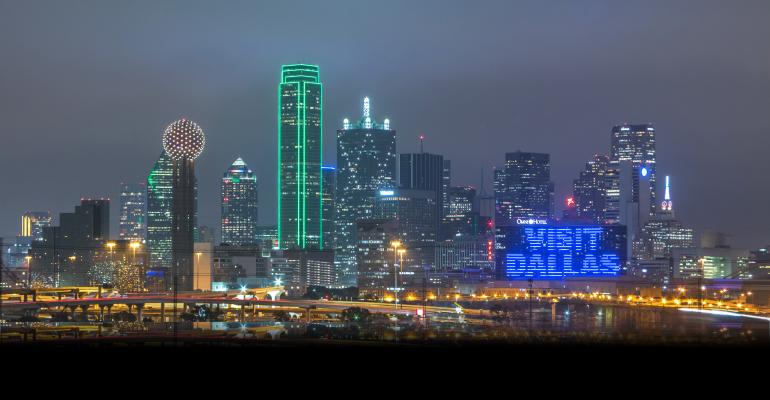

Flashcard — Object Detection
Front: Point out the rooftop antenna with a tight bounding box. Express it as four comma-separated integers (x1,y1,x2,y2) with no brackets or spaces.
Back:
419,134,425,153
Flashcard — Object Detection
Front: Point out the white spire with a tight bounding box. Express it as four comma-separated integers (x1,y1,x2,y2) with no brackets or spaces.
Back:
363,97,370,118
343,118,350,130
661,175,673,212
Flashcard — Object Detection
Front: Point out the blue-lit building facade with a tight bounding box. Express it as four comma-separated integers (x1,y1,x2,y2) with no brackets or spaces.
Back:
495,221,626,280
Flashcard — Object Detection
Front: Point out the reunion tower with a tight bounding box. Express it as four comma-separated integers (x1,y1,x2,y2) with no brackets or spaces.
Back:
162,118,205,292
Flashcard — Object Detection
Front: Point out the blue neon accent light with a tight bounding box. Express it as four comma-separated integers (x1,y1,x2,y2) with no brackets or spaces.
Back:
641,167,648,177
501,226,622,279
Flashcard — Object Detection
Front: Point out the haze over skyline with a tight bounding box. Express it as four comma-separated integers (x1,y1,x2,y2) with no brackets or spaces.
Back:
1,0,769,247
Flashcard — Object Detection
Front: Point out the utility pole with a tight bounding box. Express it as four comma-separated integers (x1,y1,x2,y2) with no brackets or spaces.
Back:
528,278,534,322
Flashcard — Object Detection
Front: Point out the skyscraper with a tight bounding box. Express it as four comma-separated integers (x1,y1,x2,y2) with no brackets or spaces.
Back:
163,118,205,292
494,151,554,225
29,199,110,286
147,151,173,269
399,152,445,236
632,175,694,283
221,157,258,245
321,166,336,251
572,154,609,224
373,187,437,268
609,123,657,216
335,97,396,286
442,159,452,218
21,211,52,242
119,183,147,241
278,64,323,250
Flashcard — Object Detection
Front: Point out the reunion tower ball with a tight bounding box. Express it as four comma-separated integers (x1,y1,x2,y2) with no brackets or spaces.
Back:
162,118,205,160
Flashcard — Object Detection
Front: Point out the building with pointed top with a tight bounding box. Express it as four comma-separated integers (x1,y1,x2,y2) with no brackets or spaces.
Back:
221,157,259,245
632,175,694,284
336,97,397,286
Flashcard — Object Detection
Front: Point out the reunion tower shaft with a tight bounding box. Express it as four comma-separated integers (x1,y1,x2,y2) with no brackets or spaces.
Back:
163,119,205,292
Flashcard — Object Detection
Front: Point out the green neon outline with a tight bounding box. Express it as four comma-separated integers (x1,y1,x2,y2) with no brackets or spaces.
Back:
277,80,282,249
318,81,323,249
278,64,322,250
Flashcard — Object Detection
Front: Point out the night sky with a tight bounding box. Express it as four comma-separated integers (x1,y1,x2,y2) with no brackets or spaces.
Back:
1,1,769,247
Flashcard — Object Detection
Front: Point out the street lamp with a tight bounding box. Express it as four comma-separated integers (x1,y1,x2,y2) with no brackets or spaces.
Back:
390,240,401,308
25,255,32,288
697,257,704,310
398,249,406,309
129,242,141,265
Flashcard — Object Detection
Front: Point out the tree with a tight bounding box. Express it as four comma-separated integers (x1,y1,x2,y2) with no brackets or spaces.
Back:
340,307,372,323
273,310,292,322
111,311,137,322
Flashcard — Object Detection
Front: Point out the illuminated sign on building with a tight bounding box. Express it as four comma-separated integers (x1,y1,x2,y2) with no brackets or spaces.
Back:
495,225,626,279
515,218,548,225
379,190,395,196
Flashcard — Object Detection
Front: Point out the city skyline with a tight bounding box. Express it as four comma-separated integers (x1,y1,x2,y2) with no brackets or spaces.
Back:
1,1,770,248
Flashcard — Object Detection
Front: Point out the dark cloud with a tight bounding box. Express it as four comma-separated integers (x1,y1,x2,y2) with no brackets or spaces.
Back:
1,0,768,247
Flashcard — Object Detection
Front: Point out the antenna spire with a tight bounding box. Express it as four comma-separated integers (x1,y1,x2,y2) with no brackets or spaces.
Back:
419,134,425,153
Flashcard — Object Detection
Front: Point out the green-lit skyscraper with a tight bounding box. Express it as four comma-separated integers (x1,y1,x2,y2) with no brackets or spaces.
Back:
147,151,174,270
147,150,198,272
278,64,323,249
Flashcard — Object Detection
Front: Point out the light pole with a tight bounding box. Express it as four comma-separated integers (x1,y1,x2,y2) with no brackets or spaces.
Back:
105,242,116,296
697,257,704,310
390,240,401,309
25,255,32,288
195,251,203,291
129,242,141,265
398,249,405,310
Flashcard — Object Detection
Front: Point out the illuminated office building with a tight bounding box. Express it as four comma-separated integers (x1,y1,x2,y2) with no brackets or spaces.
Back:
21,211,52,242
373,188,437,269
442,160,452,218
335,97,396,286
400,152,445,236
355,219,399,298
494,151,554,225
572,155,608,224
119,183,147,241
608,124,657,218
278,64,323,250
29,199,110,286
321,166,336,251
443,186,491,239
221,157,258,245
147,151,173,269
